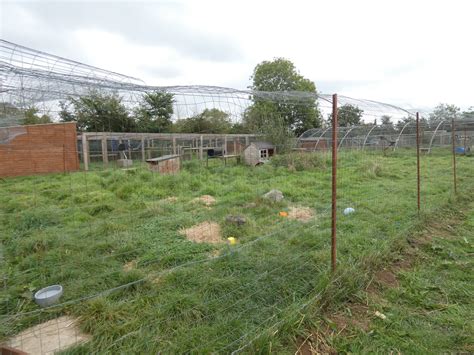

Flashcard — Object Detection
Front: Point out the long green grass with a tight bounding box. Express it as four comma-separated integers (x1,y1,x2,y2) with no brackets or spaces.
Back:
329,197,474,353
0,149,471,353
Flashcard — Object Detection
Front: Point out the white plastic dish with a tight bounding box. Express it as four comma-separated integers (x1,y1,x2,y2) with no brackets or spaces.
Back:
34,285,63,307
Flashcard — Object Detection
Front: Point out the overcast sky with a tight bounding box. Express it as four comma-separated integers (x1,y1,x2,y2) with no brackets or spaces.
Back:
1,0,473,111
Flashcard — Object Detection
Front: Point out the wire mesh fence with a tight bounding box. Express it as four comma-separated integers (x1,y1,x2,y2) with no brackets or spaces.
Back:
1,39,474,353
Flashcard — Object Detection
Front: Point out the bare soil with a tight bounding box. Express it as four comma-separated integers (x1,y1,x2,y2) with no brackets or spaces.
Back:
180,221,222,244
191,195,216,207
288,206,314,222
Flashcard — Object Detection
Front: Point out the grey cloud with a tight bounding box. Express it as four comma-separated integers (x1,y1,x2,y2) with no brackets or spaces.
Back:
1,1,242,62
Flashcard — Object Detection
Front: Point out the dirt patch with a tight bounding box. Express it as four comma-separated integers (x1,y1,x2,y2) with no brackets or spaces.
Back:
192,195,216,207
374,269,399,288
6,316,90,355
180,221,222,244
330,303,371,333
288,206,314,222
296,332,336,354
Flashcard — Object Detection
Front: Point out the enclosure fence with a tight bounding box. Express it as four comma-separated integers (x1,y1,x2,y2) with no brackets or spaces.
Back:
1,38,473,353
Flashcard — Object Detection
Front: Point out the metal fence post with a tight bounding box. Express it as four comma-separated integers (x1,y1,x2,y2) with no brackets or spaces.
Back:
451,116,457,194
416,113,421,214
331,94,338,272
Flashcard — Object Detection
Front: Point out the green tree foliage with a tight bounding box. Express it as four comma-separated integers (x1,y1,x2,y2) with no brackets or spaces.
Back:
380,114,397,133
330,104,364,127
245,58,321,136
172,108,233,134
1,104,52,126
134,91,174,133
395,116,415,131
429,103,460,122
380,115,392,126
1,103,23,126
59,91,135,132
21,107,52,125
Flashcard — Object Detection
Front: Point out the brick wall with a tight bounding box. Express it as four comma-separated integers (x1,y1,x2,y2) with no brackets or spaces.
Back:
0,122,79,177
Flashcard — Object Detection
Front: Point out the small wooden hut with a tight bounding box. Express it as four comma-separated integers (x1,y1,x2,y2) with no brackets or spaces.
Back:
146,154,180,174
243,141,275,166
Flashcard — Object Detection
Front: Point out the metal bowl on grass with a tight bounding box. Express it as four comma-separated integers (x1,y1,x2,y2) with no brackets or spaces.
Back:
34,285,63,307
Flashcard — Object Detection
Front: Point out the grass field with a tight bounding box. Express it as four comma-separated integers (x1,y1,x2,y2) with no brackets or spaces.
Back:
313,197,474,353
0,149,472,353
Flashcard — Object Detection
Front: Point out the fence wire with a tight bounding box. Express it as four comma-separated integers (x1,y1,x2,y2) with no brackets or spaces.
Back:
1,39,473,354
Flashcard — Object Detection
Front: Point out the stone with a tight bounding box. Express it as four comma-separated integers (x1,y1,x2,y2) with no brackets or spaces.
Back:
263,189,284,202
225,215,246,226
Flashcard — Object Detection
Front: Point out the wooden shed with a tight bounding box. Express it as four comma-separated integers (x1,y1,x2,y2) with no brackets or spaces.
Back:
243,141,276,166
146,154,180,174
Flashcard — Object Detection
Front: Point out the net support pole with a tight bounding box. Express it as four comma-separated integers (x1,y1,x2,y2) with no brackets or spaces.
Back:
416,113,421,214
451,116,457,194
331,94,338,272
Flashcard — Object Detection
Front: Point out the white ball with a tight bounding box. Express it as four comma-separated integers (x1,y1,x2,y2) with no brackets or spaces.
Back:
343,207,355,215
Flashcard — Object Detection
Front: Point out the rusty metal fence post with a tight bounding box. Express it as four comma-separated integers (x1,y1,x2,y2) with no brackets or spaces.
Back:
331,94,338,272
451,116,457,194
416,113,421,214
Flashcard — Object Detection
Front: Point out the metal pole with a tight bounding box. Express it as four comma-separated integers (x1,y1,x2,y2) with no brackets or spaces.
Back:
416,113,421,214
331,94,338,272
451,116,457,193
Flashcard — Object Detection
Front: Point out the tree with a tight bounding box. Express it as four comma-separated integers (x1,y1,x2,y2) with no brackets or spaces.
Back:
172,108,233,134
21,107,52,125
59,91,135,132
329,104,364,127
429,103,460,122
245,58,321,136
380,115,392,126
1,103,24,126
0,104,52,126
134,91,174,133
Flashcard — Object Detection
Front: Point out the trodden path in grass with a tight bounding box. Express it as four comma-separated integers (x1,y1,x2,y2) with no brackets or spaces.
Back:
297,197,474,354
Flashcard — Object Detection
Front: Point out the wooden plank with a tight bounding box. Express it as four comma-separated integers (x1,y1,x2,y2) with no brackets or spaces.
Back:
101,133,108,166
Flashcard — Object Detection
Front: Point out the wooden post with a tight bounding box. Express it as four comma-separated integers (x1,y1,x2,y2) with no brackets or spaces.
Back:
245,136,249,146
82,133,89,171
172,137,177,155
233,138,237,154
223,135,227,155
199,135,203,160
101,133,108,167
141,137,145,162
